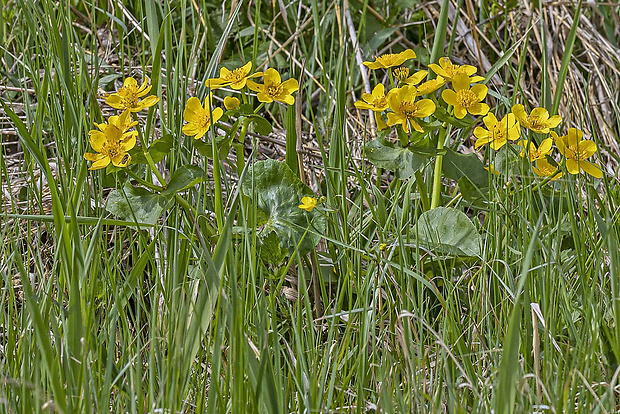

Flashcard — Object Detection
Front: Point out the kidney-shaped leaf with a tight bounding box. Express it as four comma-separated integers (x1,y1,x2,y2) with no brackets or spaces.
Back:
162,165,206,196
241,159,326,256
411,207,481,257
106,181,172,227
365,138,429,179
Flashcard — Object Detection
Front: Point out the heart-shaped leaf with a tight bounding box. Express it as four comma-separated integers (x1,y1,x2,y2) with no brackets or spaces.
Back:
241,160,326,256
411,207,481,257
162,165,206,196
365,138,430,179
106,181,172,227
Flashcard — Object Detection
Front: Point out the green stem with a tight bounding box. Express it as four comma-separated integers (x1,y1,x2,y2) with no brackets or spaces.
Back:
127,170,163,192
414,170,430,211
430,125,448,209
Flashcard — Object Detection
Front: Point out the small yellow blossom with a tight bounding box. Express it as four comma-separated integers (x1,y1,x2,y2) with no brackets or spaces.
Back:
474,113,520,150
553,128,602,178
105,77,160,112
517,138,553,161
533,157,563,180
354,84,389,112
379,243,388,251
416,76,446,95
182,94,224,140
363,49,416,70
386,85,436,133
298,196,317,212
247,68,299,105
393,67,428,85
442,74,489,119
224,96,241,110
84,111,137,170
428,57,485,82
206,62,262,90
512,104,562,134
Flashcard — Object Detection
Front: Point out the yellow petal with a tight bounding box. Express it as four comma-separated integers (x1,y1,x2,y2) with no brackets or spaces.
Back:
580,160,603,178
263,68,282,85
84,152,105,162
224,96,240,110
546,115,562,128
578,140,597,158
139,95,159,108
257,92,274,103
276,94,295,105
452,74,470,91
246,79,263,93
441,89,457,107
240,61,253,75
416,99,436,117
281,78,299,94
89,130,107,152
89,156,110,170
211,107,224,124
566,159,580,174
123,77,138,89
471,84,488,101
453,105,467,119
184,97,204,122
539,138,553,155
112,153,131,167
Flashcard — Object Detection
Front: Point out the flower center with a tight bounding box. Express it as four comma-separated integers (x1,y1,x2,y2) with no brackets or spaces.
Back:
491,124,506,141
227,68,246,82
394,67,409,83
528,116,545,130
377,54,397,66
373,96,387,108
400,101,419,119
456,90,477,108
196,111,212,128
101,139,123,159
266,82,283,97
118,87,139,108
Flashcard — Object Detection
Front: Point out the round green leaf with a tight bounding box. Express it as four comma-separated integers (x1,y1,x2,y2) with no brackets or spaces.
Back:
106,182,172,227
241,159,326,256
365,138,429,179
411,207,481,257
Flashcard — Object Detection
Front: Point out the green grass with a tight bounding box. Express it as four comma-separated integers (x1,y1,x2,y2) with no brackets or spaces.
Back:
2,0,620,412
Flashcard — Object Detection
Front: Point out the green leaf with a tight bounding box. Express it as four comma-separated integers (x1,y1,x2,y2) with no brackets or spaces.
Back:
248,114,273,135
162,165,206,196
491,145,521,177
128,146,148,165
106,182,172,227
148,134,173,163
241,160,326,256
193,135,232,159
259,231,287,265
411,207,481,257
365,138,429,179
458,176,488,205
443,148,489,188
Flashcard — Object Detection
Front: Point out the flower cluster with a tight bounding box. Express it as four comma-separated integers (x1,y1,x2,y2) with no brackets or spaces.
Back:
183,63,299,139
356,50,603,180
84,77,160,170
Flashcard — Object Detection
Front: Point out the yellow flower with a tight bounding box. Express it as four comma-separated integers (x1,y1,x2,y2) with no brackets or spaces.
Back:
386,85,436,133
511,104,562,134
247,68,299,105
474,113,520,150
428,57,485,83
182,94,224,140
298,196,317,212
532,157,563,180
553,128,602,178
354,84,389,112
441,74,489,119
105,77,160,112
84,111,136,170
224,96,241,110
206,62,262,90
393,68,427,85
416,76,446,95
517,138,553,161
363,49,416,70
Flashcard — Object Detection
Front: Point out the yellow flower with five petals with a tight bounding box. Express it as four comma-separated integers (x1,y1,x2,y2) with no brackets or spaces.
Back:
363,49,416,70
354,84,389,112
105,77,160,112
386,85,436,133
298,196,317,212
206,62,262,90
533,157,563,180
393,67,428,85
473,113,520,150
84,111,137,170
416,76,446,96
552,128,602,178
517,138,553,161
429,57,484,83
442,74,489,119
512,104,562,134
182,94,224,140
247,68,299,105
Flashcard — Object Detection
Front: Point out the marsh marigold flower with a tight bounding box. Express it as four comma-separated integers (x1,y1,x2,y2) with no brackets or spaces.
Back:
105,77,160,112
393,67,427,85
517,138,553,161
386,85,436,133
224,96,241,110
442,74,489,119
354,84,389,112
84,111,137,170
182,94,224,140
552,128,602,178
363,49,416,70
416,76,446,96
298,196,317,212
247,68,299,105
474,113,520,150
512,104,562,134
206,62,262,90
429,57,485,83
533,157,563,180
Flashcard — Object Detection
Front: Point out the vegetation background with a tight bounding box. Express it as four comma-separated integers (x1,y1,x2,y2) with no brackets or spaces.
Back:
1,0,620,412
